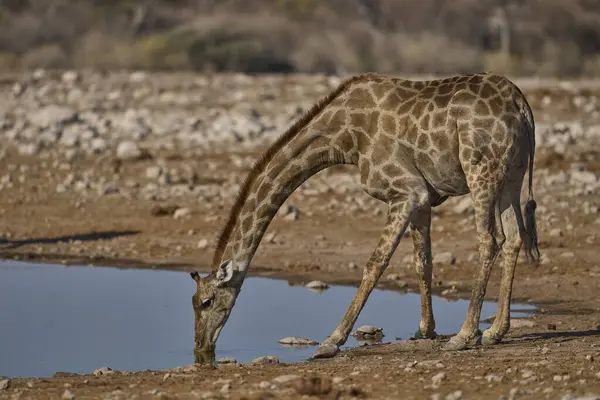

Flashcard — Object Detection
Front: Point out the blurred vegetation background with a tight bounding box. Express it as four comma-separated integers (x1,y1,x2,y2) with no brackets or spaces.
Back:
1,0,600,77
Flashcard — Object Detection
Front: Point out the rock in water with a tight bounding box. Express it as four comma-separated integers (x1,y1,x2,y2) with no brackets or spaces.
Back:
278,337,318,346
305,280,329,290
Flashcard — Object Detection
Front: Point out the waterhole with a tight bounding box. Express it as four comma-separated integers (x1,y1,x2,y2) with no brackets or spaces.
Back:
0,260,535,378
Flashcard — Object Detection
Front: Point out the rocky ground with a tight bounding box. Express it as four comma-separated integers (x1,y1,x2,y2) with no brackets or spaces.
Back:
0,69,600,399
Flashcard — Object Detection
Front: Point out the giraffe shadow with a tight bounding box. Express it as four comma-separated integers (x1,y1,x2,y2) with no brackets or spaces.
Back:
509,328,600,344
0,230,141,249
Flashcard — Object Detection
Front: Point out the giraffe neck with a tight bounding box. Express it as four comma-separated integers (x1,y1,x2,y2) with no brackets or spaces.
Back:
223,134,343,273
210,73,370,275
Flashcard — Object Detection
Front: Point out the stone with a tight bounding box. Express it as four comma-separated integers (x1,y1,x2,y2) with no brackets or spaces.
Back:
197,239,209,249
353,325,384,339
486,374,504,383
510,319,536,328
549,228,563,237
62,70,79,83
62,389,76,399
251,356,279,365
433,252,456,265
282,204,300,221
89,138,108,154
30,105,78,128
150,204,180,217
431,372,446,388
18,143,39,156
272,374,300,384
278,337,318,346
445,391,463,400
0,379,9,390
217,357,237,364
306,280,329,290
173,207,191,219
93,367,115,376
99,183,120,196
146,166,163,180
116,141,142,161
571,170,597,185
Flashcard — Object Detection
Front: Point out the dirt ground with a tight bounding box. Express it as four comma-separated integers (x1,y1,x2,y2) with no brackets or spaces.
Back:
1,71,600,399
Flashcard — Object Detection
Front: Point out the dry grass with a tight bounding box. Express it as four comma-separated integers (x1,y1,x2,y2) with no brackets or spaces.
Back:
0,0,600,77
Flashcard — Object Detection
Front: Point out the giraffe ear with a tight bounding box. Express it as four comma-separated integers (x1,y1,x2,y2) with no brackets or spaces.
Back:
190,271,200,282
214,260,234,286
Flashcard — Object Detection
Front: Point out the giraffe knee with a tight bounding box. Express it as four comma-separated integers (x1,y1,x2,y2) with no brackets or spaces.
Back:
478,232,499,259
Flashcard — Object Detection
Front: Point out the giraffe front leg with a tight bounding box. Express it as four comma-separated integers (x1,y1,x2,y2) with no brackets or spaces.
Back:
312,194,422,359
410,207,437,340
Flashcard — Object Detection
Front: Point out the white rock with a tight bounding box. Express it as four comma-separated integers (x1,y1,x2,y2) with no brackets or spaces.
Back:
571,170,597,185
30,105,77,128
282,205,300,221
445,391,463,400
197,239,209,249
272,374,300,384
62,389,76,399
93,367,114,376
278,337,318,346
116,141,142,161
510,319,536,328
432,372,446,387
18,143,39,156
305,280,329,290
549,228,563,237
251,356,279,365
89,138,108,154
173,207,191,219
0,379,9,390
129,71,147,83
62,70,79,83
145,166,163,180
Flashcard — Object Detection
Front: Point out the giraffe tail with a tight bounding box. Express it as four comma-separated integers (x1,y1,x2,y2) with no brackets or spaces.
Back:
517,93,540,265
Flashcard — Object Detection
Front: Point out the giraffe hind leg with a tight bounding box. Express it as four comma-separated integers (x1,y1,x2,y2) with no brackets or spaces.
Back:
443,170,507,351
481,184,527,345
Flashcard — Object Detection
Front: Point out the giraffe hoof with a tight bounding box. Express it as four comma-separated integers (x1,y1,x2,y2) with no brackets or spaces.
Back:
481,331,503,346
413,329,438,340
442,335,471,351
311,344,340,359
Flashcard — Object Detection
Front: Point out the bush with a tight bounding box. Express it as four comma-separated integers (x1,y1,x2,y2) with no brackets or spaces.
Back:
187,28,294,73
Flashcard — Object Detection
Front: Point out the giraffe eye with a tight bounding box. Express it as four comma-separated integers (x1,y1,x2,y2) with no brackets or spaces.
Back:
200,297,213,309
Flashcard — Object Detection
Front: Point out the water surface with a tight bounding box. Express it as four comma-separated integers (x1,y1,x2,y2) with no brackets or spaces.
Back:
0,261,535,378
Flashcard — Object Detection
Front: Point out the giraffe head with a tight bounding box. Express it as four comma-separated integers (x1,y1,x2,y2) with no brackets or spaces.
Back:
189,260,240,356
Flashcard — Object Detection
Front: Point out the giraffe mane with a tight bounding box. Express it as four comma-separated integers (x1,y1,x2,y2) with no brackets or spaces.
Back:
210,73,375,270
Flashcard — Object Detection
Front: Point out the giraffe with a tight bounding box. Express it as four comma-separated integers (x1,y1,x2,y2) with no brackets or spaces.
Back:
189,71,540,360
